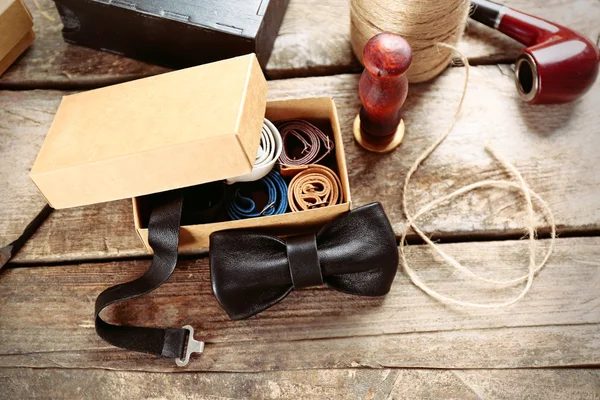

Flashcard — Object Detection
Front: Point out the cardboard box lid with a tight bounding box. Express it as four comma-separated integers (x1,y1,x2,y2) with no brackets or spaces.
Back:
0,0,34,75
30,53,268,209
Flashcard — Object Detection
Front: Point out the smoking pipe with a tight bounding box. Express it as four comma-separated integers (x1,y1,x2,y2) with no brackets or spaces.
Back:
470,0,599,104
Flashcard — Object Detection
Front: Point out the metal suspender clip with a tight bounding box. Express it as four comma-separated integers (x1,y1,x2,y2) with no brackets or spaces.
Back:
175,325,204,367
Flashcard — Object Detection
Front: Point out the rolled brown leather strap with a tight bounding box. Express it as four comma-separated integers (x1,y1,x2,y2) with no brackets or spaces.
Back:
281,164,343,212
276,120,334,165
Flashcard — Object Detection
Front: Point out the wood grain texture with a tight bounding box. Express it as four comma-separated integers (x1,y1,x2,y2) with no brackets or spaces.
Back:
0,91,53,246
4,65,599,263
1,0,598,87
2,0,598,392
1,237,598,371
2,368,599,400
0,91,147,261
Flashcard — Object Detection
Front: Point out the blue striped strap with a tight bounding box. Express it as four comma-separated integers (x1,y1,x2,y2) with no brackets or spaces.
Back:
226,170,288,220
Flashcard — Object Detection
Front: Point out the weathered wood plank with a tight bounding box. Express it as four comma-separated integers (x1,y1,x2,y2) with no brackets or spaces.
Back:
308,68,600,240
3,65,599,263
1,237,598,371
0,91,146,261
3,324,598,372
2,368,599,400
0,91,49,249
453,369,600,400
1,0,598,87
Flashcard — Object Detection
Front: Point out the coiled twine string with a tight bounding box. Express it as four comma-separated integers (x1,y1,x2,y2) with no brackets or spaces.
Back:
400,44,557,308
350,0,471,83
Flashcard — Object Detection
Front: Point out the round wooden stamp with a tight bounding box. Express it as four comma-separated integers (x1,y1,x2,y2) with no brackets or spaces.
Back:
353,32,413,153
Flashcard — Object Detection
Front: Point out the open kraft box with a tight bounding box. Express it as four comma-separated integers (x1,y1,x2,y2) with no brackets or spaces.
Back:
134,97,351,253
29,53,351,254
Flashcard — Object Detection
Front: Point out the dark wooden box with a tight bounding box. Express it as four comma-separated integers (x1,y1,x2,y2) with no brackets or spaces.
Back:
53,0,289,69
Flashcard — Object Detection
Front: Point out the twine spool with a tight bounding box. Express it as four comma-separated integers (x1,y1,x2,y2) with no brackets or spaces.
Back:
350,0,470,82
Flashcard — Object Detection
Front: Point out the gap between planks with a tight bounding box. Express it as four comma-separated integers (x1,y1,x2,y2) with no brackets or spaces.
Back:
5,228,600,268
0,62,497,91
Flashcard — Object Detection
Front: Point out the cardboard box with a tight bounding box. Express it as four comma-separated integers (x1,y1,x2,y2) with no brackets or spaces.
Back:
30,54,352,253
53,0,289,69
133,97,352,253
0,0,34,76
30,54,268,209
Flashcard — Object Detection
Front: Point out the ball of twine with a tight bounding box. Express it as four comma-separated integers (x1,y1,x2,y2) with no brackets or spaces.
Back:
350,0,470,83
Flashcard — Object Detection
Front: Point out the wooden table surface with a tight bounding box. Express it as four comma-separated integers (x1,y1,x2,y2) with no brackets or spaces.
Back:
1,0,599,398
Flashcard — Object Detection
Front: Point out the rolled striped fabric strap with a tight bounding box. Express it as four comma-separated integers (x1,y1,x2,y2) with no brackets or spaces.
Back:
282,164,343,212
276,120,334,165
226,170,289,220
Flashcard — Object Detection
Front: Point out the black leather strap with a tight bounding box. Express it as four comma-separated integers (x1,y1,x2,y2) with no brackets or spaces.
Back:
285,234,323,289
181,181,226,225
95,193,189,360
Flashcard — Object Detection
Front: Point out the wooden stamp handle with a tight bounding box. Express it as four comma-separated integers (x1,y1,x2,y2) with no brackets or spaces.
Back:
359,33,413,137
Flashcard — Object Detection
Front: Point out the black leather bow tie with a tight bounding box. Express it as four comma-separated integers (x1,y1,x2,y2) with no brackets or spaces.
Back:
209,202,399,320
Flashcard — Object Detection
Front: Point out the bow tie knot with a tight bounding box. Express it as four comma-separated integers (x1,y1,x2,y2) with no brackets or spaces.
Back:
286,234,323,289
209,203,399,320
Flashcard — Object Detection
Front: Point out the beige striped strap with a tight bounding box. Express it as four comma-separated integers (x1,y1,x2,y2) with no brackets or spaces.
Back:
281,164,343,212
